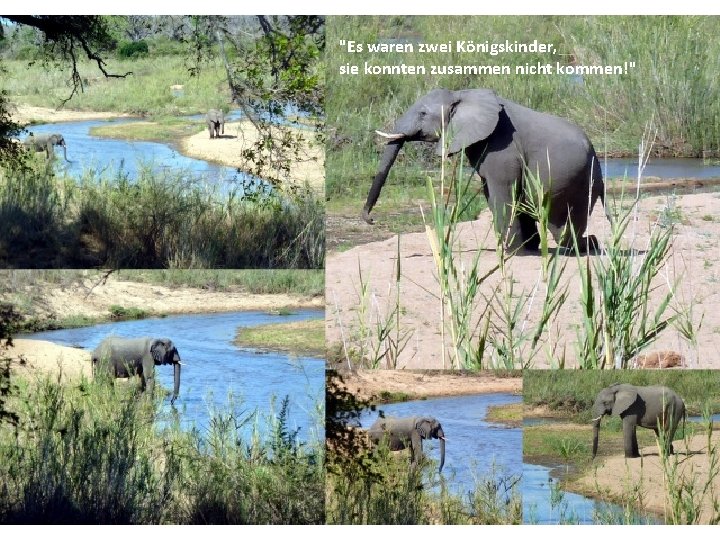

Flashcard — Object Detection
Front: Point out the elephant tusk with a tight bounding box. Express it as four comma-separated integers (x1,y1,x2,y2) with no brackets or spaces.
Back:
439,436,447,441
590,416,603,423
375,130,405,141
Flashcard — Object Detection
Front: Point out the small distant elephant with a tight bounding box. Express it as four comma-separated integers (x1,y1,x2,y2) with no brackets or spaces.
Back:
367,416,446,471
206,109,225,139
22,133,69,161
91,337,182,404
591,383,686,459
364,88,612,252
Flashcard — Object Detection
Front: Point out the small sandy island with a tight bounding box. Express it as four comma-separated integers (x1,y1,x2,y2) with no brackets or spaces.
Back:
572,431,720,523
2,339,91,382
181,120,324,193
335,370,522,401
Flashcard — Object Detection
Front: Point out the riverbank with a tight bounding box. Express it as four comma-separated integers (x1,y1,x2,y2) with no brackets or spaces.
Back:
1,272,323,332
335,370,522,402
11,104,131,125
180,120,324,193
571,430,720,523
1,339,91,382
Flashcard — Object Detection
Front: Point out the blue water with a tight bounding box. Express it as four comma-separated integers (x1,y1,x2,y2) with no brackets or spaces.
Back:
358,393,522,497
603,157,720,180
23,310,324,443
521,463,658,524
24,119,254,188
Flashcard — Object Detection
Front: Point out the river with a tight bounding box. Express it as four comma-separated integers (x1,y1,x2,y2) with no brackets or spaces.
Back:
23,309,325,443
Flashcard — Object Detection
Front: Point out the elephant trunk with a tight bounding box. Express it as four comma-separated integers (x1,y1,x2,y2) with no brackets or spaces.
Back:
439,433,445,472
61,141,69,162
363,141,404,224
591,417,601,459
171,358,181,404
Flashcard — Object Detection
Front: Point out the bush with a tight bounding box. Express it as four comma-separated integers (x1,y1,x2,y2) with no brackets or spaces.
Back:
117,40,149,59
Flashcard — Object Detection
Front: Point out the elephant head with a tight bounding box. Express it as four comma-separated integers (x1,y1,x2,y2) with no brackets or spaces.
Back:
591,383,638,458
415,417,446,472
364,88,502,224
149,338,182,404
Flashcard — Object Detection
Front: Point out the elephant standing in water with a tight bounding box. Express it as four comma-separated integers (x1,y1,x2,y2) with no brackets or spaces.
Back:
364,88,612,252
23,133,69,161
91,337,182,404
206,109,225,139
367,416,446,471
591,383,686,458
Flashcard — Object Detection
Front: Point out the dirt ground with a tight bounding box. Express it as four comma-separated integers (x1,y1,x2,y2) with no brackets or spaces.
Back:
572,430,720,523
335,370,522,401
326,191,720,369
11,104,131,125
181,120,324,193
1,339,91,382
5,273,322,323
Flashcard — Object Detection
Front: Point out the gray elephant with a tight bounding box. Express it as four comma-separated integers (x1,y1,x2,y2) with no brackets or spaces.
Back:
591,383,686,459
91,337,181,404
364,88,611,252
206,109,225,139
367,416,446,471
22,133,69,161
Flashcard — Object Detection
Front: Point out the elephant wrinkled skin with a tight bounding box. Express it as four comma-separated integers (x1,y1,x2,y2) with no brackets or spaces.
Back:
367,416,446,471
364,88,611,252
591,383,686,459
22,133,69,161
206,109,225,139
91,337,182,403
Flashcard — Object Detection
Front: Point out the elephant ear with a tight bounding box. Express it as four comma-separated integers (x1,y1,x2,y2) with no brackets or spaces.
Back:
150,339,168,365
415,418,433,439
612,388,638,416
443,89,502,156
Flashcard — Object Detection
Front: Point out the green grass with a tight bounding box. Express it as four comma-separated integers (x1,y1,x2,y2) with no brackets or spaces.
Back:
90,116,203,142
524,370,720,418
234,318,324,357
0,162,324,269
486,403,522,426
3,56,229,115
326,16,720,206
0,368,324,524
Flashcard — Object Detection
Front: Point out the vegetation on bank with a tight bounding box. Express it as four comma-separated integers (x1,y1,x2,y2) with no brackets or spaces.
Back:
0,161,324,269
524,370,720,418
0,366,324,524
89,117,202,142
523,370,720,524
327,16,720,205
234,318,325,357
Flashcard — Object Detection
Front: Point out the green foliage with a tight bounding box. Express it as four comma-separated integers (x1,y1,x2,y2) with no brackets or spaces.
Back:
117,40,149,59
523,370,720,418
108,305,147,320
0,371,324,524
0,164,323,269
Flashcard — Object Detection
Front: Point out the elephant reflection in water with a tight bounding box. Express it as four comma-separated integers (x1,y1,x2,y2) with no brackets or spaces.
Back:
367,416,446,471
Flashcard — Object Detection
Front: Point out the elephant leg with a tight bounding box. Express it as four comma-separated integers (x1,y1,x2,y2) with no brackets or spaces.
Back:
410,431,423,466
518,211,540,251
622,418,640,458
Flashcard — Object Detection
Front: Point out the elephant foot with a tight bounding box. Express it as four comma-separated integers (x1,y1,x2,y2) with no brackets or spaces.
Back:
624,452,641,459
558,234,600,256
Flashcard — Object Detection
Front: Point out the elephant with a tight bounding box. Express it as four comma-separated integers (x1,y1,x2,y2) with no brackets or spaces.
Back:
591,383,686,459
206,109,225,139
22,133,69,162
91,337,181,404
367,416,446,471
363,88,612,252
